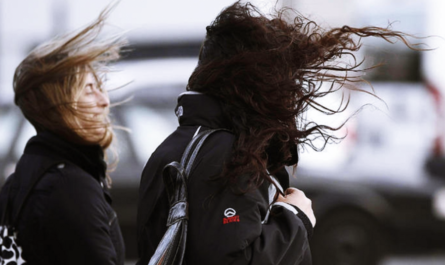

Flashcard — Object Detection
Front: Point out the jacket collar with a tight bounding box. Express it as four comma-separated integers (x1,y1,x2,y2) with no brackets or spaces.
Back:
24,131,107,182
175,92,231,129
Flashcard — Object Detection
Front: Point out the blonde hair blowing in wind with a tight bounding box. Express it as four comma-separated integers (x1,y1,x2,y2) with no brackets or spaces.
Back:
13,4,127,150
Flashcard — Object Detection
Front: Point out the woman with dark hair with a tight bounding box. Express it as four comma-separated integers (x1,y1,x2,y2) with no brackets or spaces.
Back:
137,2,419,264
0,6,126,265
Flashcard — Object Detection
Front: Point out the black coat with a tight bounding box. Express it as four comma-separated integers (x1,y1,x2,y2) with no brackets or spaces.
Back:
0,132,125,265
137,93,312,265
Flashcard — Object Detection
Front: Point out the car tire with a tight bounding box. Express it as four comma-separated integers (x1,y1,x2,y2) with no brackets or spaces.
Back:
311,210,389,265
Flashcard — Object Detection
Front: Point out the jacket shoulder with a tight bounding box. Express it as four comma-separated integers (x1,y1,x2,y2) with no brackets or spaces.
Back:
35,161,102,194
15,160,105,221
205,130,235,149
186,130,235,182
197,130,235,159
11,153,98,193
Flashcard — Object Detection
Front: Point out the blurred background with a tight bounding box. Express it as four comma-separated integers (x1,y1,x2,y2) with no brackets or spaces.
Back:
2,0,445,264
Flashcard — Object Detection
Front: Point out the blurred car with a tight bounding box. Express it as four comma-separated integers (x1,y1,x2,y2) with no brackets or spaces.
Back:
294,82,445,265
1,57,445,265
292,167,445,265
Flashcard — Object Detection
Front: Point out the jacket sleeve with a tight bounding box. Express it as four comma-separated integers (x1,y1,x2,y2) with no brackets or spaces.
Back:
185,134,312,265
45,169,121,265
187,179,311,265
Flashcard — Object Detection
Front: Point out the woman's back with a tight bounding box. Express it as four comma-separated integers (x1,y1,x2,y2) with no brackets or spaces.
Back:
0,132,124,265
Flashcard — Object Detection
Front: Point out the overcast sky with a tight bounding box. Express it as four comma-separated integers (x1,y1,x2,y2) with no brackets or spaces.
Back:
1,0,443,100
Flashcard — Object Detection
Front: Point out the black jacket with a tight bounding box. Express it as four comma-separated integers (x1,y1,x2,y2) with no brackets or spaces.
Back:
137,93,312,265
0,132,125,265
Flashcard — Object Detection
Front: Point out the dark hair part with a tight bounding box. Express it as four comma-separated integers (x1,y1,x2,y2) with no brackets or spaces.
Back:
188,1,423,191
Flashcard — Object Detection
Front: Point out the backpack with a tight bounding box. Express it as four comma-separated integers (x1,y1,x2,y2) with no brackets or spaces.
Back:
149,129,228,265
0,159,64,265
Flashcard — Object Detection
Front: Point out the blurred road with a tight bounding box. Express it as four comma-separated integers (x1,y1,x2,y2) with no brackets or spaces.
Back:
381,256,445,265
125,256,445,265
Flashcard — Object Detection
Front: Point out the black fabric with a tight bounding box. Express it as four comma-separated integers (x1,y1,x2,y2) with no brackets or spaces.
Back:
25,131,107,185
174,92,231,129
291,205,314,239
137,93,312,265
0,132,125,265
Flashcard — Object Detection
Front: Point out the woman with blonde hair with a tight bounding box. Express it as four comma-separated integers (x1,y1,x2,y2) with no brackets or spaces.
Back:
0,6,126,265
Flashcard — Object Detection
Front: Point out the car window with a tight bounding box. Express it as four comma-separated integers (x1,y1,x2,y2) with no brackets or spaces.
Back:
0,107,21,157
121,105,177,165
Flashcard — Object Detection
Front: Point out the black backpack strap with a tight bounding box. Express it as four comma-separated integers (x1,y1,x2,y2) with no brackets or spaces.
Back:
181,128,231,177
163,128,230,209
149,128,230,265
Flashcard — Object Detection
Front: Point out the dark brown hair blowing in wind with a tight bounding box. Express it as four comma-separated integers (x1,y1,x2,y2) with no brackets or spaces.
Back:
187,1,423,191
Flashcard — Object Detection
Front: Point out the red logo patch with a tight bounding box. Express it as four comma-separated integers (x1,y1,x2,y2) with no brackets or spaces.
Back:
223,215,240,224
223,208,240,224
